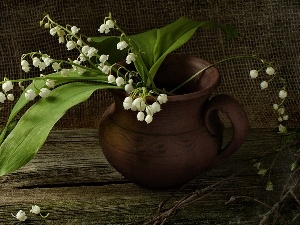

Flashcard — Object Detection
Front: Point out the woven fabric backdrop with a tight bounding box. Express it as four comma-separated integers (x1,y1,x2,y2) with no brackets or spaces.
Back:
0,0,299,129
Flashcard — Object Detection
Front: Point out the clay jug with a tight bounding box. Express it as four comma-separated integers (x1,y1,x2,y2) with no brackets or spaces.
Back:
99,54,248,189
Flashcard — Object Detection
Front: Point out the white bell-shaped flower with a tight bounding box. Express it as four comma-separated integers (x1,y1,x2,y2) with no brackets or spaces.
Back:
39,88,51,98
107,74,115,83
2,80,13,92
266,67,275,75
249,70,258,78
116,77,125,86
260,81,268,90
279,90,287,99
145,114,153,124
30,205,41,214
25,89,37,101
0,92,6,103
137,111,145,121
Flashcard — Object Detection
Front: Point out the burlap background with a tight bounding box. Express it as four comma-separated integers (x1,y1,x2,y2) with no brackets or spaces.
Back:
0,0,299,129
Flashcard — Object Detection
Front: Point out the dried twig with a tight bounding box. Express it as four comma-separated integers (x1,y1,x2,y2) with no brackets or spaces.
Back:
127,170,245,225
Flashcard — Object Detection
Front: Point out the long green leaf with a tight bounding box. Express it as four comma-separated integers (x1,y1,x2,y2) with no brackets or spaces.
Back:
0,71,97,144
0,82,119,176
130,18,238,85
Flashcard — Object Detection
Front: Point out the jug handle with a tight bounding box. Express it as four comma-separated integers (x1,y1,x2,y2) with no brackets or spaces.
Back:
203,94,249,161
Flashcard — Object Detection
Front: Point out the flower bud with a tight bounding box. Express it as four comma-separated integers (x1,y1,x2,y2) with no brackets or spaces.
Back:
30,205,41,214
137,111,145,121
279,90,287,99
266,67,275,75
107,74,115,83
249,70,258,78
260,81,268,90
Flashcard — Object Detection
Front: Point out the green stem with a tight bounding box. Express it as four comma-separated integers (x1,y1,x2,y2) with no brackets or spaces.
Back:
112,17,152,87
44,14,98,70
0,75,110,85
170,55,263,93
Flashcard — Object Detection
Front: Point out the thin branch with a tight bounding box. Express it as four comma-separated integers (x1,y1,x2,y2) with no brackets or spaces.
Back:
127,170,245,225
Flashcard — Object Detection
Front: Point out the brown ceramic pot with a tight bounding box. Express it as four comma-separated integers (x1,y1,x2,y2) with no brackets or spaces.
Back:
99,54,248,189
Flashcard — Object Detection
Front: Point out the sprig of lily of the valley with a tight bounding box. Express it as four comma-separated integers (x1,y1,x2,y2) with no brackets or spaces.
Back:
0,13,289,177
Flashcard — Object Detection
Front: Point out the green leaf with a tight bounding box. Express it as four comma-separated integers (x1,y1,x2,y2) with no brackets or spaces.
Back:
129,17,238,85
89,18,238,87
0,82,119,176
89,36,127,64
130,18,201,85
197,21,239,40
0,71,88,144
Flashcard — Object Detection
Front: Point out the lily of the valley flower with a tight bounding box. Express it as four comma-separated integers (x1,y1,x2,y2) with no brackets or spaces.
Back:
81,45,90,55
150,102,161,113
137,111,145,121
126,53,136,64
30,205,41,214
7,94,14,101
32,57,41,67
0,92,6,103
98,20,114,34
105,20,114,29
52,62,61,71
107,74,116,83
279,90,287,99
61,69,70,76
117,41,128,50
145,114,153,124
21,59,30,72
278,124,287,133
66,41,76,50
77,39,83,46
98,24,110,34
125,83,134,94
86,47,98,58
101,65,110,75
12,205,49,221
2,80,13,92
49,26,58,36
12,210,27,222
116,77,125,86
123,96,133,110
260,81,268,90
266,67,275,75
249,70,258,78
39,88,51,98
157,94,168,104
43,57,52,66
99,54,109,64
71,26,80,35
25,89,37,101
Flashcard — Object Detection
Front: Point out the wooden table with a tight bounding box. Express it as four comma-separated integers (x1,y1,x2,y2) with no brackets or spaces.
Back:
0,129,298,224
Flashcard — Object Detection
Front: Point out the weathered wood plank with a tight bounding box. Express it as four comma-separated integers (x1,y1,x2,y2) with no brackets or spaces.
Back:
0,129,296,224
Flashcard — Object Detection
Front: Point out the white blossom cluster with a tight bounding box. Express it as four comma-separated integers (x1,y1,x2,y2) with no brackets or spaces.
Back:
12,205,49,221
97,17,169,123
0,72,55,103
15,15,166,124
249,66,288,133
122,92,168,124
0,79,14,103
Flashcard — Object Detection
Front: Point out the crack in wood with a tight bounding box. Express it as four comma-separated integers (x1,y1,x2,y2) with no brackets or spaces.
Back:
16,180,130,189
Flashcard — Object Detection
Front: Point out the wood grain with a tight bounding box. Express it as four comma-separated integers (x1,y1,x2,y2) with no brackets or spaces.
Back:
0,129,296,224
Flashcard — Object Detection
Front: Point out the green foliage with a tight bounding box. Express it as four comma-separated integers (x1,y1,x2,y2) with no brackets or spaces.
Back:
0,81,119,175
0,15,238,176
129,18,238,86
